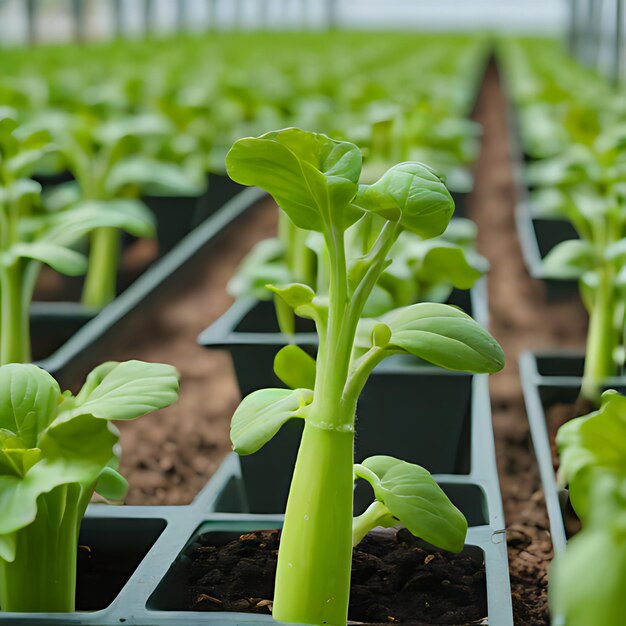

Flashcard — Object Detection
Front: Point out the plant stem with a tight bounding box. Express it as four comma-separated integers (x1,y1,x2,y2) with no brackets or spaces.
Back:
0,485,84,612
81,226,120,307
352,500,393,546
0,261,29,364
581,262,616,403
273,422,355,626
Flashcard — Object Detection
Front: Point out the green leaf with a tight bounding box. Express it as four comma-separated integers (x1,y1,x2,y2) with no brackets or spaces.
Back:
381,303,504,373
357,456,467,553
274,345,317,390
557,390,626,521
354,162,454,239
413,242,485,289
0,365,61,448
106,157,205,196
9,242,87,276
63,361,180,422
95,466,128,501
230,387,313,455
266,283,316,309
226,128,362,232
45,199,156,243
542,239,596,280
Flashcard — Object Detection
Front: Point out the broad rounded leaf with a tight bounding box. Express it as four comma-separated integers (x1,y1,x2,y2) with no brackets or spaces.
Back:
226,128,362,232
266,282,316,309
414,242,485,289
231,387,313,455
381,303,504,373
65,361,180,422
354,162,454,239
274,346,316,390
0,365,61,448
358,456,467,553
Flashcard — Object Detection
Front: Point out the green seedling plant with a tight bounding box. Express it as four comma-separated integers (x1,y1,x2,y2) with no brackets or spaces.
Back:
0,111,159,364
0,359,180,612
31,109,204,307
534,128,626,405
551,390,626,626
226,128,505,626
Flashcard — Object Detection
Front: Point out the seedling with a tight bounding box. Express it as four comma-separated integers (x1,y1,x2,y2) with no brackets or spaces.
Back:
551,390,626,626
535,128,626,405
0,359,179,612
0,111,155,364
226,128,504,626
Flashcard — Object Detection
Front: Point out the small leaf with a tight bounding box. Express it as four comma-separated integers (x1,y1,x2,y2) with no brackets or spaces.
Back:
542,240,596,280
10,242,87,276
0,365,61,448
354,162,454,239
357,456,467,553
266,283,316,309
95,466,128,501
381,303,504,373
231,387,313,455
274,345,316,390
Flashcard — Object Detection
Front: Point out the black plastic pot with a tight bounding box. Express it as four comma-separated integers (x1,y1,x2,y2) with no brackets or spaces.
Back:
34,185,266,377
519,350,626,554
142,174,244,255
515,203,579,300
503,84,580,301
0,457,512,625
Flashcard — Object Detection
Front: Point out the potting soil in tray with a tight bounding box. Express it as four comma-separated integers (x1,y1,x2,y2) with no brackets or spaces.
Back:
186,528,487,625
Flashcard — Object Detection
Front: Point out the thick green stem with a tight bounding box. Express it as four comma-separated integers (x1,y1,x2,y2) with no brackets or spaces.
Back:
581,263,616,403
0,261,29,364
273,422,355,626
0,486,84,612
81,227,120,307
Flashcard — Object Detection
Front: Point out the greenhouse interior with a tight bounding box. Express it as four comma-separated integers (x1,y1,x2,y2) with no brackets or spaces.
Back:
0,1,623,625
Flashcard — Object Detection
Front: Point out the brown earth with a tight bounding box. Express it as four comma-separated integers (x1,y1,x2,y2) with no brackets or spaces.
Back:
468,61,588,625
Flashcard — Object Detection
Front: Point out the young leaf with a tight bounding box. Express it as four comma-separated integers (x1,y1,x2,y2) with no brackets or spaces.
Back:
354,162,454,239
226,128,362,232
0,365,61,448
9,242,87,276
380,303,504,373
65,361,180,422
274,345,317,390
356,456,467,553
542,239,596,280
95,466,128,501
231,388,313,455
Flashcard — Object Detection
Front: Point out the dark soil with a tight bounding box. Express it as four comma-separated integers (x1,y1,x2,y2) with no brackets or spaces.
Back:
187,528,487,626
468,62,588,625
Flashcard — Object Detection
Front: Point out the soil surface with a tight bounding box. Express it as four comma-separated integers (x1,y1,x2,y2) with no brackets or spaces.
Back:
187,528,487,626
468,62,588,625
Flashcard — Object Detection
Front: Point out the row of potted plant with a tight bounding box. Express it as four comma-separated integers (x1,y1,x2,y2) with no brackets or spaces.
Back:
0,33,515,625
0,32,487,375
503,37,626,625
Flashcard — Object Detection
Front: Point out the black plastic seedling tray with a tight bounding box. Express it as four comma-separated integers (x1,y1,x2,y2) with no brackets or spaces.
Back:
519,350,626,553
0,447,512,625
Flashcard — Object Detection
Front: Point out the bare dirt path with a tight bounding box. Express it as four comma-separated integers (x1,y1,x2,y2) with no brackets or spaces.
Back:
468,62,588,624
